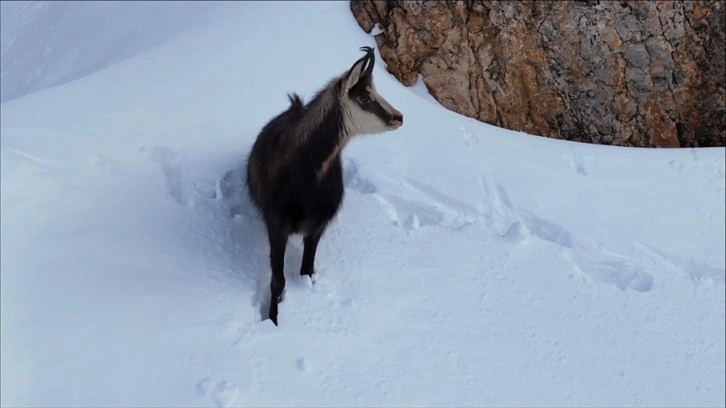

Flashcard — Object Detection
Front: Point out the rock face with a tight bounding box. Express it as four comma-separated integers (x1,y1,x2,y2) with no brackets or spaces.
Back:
351,0,725,147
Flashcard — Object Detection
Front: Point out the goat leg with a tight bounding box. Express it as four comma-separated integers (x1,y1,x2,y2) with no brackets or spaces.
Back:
300,229,324,277
267,225,288,325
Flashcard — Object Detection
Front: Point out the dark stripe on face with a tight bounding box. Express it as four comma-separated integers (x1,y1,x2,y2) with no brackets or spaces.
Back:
365,98,393,122
350,82,394,122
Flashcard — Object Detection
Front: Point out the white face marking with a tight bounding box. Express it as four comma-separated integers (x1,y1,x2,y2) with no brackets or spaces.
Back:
317,72,403,180
369,85,402,125
342,83,402,137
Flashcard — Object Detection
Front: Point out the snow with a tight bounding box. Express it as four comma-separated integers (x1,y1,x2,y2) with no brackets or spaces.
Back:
0,1,220,102
1,2,724,407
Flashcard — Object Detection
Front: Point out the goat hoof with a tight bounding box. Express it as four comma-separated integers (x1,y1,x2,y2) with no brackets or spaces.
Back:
269,308,279,326
269,300,279,326
299,271,317,286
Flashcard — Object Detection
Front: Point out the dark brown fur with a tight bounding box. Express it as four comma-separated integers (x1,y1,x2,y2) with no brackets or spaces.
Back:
245,47,403,325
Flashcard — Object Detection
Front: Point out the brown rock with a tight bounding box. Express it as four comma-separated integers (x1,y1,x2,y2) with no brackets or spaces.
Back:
351,0,725,147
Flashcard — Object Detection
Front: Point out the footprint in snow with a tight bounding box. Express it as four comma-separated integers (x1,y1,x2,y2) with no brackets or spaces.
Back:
219,167,258,219
297,357,311,373
373,177,478,232
196,378,240,408
668,159,684,174
477,173,656,292
88,154,125,176
141,145,220,208
689,148,702,163
479,174,522,238
569,152,587,176
343,157,377,194
345,156,477,232
141,146,190,205
568,240,655,292
572,255,654,292
196,377,215,395
636,243,725,285
212,381,240,408
461,126,480,147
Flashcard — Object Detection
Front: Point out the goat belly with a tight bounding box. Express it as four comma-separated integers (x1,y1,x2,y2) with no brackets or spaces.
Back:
294,218,320,236
292,200,342,236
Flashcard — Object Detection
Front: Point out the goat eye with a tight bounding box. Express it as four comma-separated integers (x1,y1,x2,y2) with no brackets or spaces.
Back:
357,95,372,104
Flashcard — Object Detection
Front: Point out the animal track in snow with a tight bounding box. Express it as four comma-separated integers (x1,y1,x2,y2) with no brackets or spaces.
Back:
141,145,219,207
636,244,725,285
219,167,258,220
376,194,451,230
343,157,377,194
211,381,240,408
680,258,725,284
569,249,654,292
344,158,473,231
297,357,311,372
407,179,482,216
461,126,480,147
518,211,574,249
569,152,587,176
87,154,125,176
197,377,240,408
144,148,280,325
196,377,215,395
478,173,655,291
519,216,653,292
375,186,476,232
668,159,685,174
478,174,522,238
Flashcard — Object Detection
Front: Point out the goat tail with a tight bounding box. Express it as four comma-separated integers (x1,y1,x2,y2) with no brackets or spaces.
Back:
287,93,305,113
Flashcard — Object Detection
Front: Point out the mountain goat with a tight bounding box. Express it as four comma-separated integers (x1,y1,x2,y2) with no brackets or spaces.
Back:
246,46,403,325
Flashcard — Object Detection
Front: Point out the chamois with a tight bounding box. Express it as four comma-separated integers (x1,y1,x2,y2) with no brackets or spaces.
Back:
245,46,404,325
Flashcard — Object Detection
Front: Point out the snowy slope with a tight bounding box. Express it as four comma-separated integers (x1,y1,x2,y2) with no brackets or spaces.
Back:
1,2,724,407
0,1,221,102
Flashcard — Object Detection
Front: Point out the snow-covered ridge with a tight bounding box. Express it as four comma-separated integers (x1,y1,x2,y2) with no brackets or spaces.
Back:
1,2,724,407
0,1,220,102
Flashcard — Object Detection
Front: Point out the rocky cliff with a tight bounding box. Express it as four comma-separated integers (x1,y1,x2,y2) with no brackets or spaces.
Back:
351,0,725,147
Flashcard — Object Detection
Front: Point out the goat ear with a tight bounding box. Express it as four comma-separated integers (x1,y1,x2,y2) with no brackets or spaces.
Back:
344,57,367,92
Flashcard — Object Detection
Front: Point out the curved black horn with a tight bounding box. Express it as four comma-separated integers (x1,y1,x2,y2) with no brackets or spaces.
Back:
360,46,375,76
